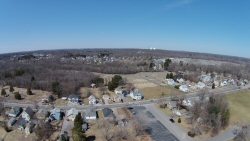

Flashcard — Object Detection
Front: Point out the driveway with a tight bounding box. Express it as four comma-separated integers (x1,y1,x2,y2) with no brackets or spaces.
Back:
61,117,74,134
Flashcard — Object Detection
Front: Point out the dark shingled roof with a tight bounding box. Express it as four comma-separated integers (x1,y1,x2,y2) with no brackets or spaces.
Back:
25,106,34,117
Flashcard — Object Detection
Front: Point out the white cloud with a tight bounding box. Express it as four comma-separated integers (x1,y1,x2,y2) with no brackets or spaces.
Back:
165,0,196,10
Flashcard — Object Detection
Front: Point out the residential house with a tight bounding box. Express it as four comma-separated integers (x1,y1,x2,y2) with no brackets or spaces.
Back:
244,79,249,84
36,108,48,120
15,117,26,130
102,108,114,120
167,101,177,110
115,89,123,94
22,106,34,121
221,80,228,86
8,118,16,127
182,99,194,107
201,75,211,83
68,94,79,104
113,95,122,102
88,95,97,105
8,106,21,117
25,122,35,134
102,95,110,100
130,88,142,100
196,82,206,89
122,90,128,96
85,108,96,120
91,83,97,88
67,108,78,121
173,109,187,116
214,80,220,87
229,79,236,85
50,108,61,120
179,85,189,92
42,94,54,103
177,77,184,84
166,79,175,85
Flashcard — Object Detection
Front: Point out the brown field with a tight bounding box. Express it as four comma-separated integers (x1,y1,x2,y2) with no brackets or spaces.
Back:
2,86,52,104
141,86,183,99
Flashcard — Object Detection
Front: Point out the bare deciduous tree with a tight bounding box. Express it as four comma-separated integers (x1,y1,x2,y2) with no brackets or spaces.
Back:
97,120,115,141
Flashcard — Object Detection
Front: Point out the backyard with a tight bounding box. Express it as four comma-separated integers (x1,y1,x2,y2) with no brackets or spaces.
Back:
141,86,182,100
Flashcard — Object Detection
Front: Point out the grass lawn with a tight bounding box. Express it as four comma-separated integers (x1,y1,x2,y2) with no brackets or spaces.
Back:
54,99,68,106
116,108,126,115
0,128,7,140
141,86,182,100
4,129,37,141
155,104,173,116
227,89,250,125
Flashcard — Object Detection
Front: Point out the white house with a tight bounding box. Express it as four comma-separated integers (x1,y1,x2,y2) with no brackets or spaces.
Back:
22,107,34,121
220,80,228,86
130,88,142,100
88,95,97,105
166,79,175,85
179,85,189,92
196,82,206,89
173,109,187,116
115,89,123,94
67,108,78,121
182,99,194,107
202,75,211,83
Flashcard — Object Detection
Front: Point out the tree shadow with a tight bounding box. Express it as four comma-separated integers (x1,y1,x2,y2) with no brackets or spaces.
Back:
86,135,96,141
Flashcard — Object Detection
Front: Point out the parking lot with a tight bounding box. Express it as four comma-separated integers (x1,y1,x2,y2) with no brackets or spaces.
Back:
129,106,179,141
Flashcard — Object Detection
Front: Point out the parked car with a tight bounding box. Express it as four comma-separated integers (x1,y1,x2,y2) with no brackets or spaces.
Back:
169,119,175,123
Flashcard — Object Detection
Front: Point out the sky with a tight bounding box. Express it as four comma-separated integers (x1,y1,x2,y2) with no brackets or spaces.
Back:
0,0,250,58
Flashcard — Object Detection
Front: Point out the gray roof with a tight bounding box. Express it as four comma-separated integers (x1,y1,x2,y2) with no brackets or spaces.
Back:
69,94,79,99
9,106,21,115
85,108,96,117
82,123,87,130
24,106,34,117
67,108,78,117
102,108,113,118
15,117,26,127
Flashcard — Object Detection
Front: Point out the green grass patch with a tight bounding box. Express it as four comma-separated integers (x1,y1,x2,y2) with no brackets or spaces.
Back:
227,89,250,125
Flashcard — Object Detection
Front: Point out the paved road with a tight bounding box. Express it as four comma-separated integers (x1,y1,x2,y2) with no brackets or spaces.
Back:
205,124,241,141
145,104,192,141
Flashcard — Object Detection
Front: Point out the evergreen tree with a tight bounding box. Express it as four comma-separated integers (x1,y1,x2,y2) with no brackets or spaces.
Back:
178,118,181,123
212,83,215,89
14,92,21,100
1,89,6,96
31,76,35,82
9,86,14,92
72,113,86,141
27,87,32,95
169,73,174,79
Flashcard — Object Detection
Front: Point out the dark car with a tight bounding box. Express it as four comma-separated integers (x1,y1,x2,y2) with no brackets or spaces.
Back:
169,119,175,123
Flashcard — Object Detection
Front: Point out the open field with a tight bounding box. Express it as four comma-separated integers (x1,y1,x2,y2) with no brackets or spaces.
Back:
2,86,51,104
227,89,250,125
141,86,183,99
